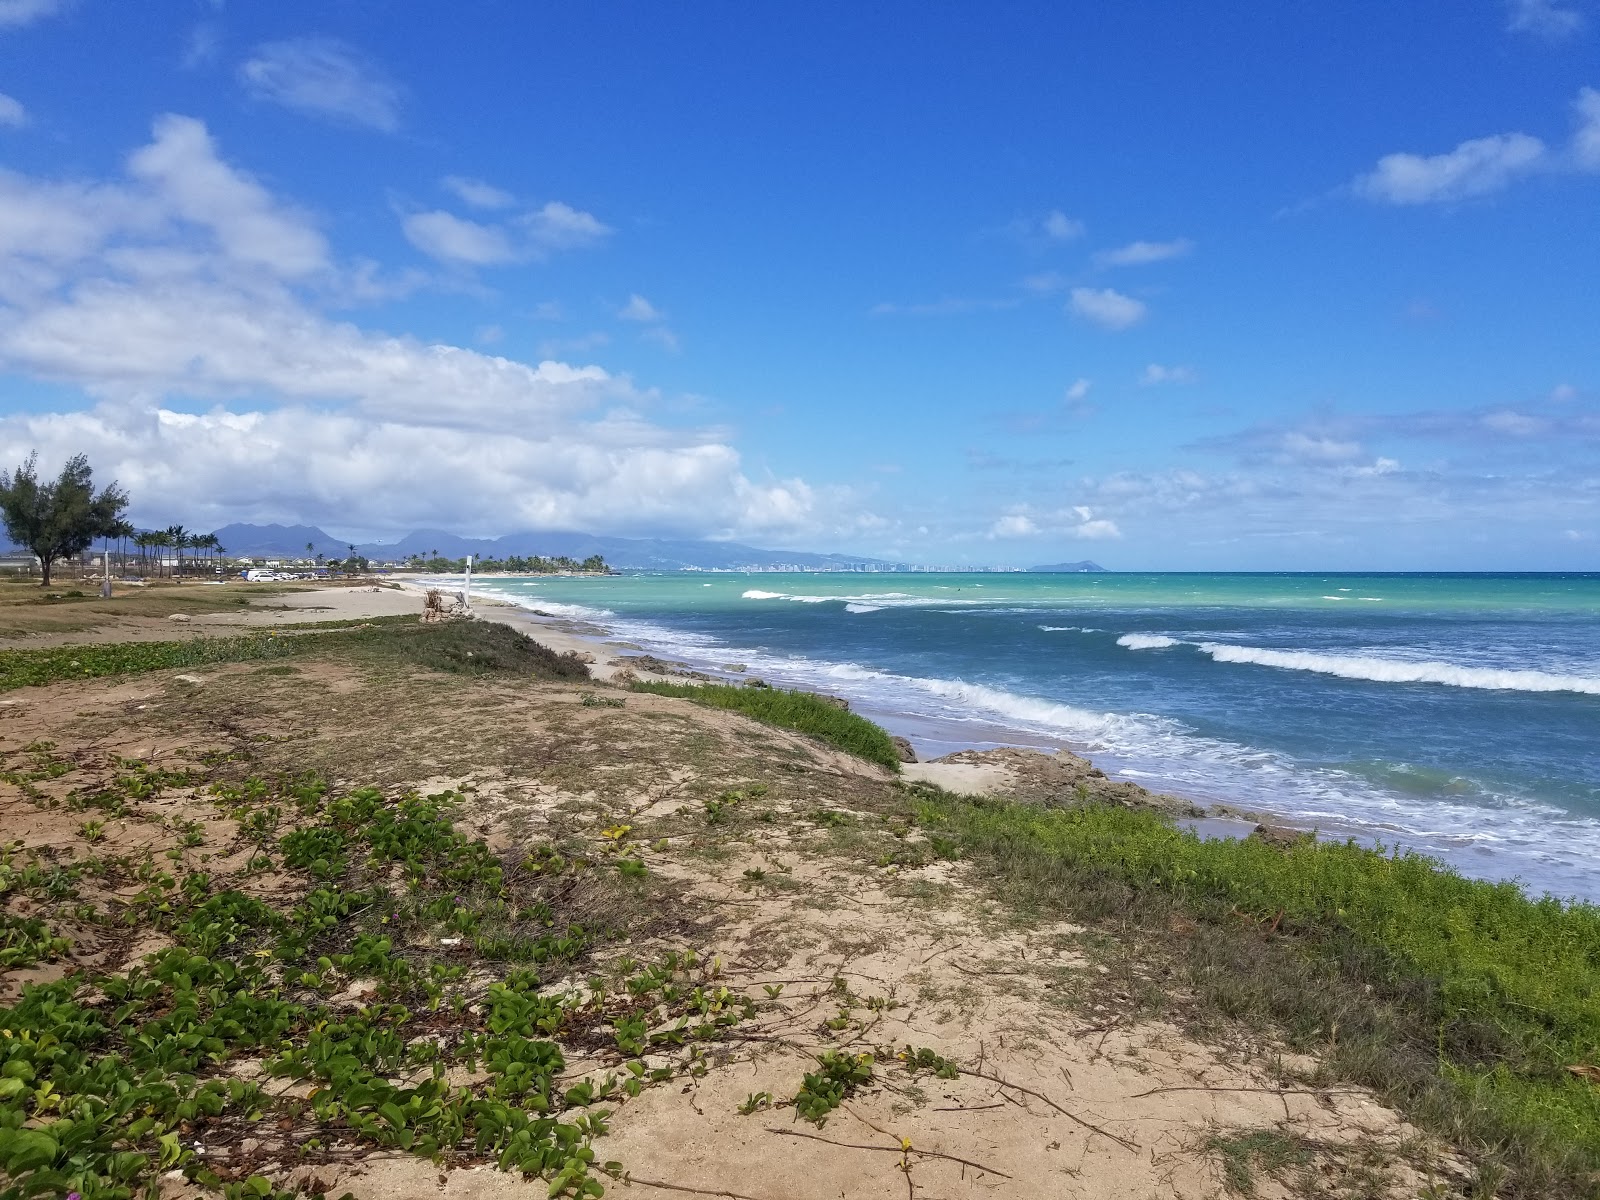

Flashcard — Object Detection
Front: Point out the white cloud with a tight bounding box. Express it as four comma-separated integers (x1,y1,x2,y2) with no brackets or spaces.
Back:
400,200,608,267
619,293,663,322
0,115,826,541
0,0,68,29
1344,456,1401,477
1064,378,1092,402
1140,363,1196,386
520,201,610,252
1096,238,1193,267
0,92,26,128
1507,0,1585,38
128,115,329,278
989,514,1039,538
1353,89,1600,204
1068,287,1146,331
1574,87,1600,170
402,210,514,266
1042,210,1085,241
239,38,401,132
442,176,514,210
987,505,1120,541
1355,132,1547,204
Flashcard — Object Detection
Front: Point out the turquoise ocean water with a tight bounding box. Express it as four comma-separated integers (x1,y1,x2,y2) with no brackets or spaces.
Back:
462,572,1600,903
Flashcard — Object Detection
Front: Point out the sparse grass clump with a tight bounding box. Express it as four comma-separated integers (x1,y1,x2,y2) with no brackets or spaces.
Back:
631,681,901,770
911,788,1600,1197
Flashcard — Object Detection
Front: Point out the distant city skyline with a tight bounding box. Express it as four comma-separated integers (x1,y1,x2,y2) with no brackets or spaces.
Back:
0,2,1596,569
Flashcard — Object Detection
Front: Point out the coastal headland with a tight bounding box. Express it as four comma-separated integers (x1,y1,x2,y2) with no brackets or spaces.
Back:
2,577,1595,1199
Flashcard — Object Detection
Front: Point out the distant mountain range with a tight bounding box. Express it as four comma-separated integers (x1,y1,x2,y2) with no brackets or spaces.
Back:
1028,560,1105,572
209,523,896,571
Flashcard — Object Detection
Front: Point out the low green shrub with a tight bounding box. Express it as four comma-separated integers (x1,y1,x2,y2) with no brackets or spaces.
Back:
631,682,900,770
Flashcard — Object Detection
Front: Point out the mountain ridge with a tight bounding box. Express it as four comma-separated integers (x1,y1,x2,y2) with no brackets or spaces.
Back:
209,523,894,571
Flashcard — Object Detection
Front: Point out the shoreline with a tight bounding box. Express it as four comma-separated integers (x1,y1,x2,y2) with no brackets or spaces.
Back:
397,577,1299,838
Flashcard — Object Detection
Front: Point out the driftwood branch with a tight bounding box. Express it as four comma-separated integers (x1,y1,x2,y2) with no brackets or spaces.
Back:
957,1067,1139,1152
765,1127,1012,1178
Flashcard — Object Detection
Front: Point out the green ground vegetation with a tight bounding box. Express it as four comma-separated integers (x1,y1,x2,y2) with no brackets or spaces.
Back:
0,766,746,1199
629,681,901,771
910,788,1600,1198
0,619,589,692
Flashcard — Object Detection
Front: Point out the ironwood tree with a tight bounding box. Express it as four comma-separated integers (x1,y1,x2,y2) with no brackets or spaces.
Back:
0,452,129,586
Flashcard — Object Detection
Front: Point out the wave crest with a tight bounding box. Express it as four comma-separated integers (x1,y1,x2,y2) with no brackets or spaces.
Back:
1117,633,1180,650
1195,643,1600,695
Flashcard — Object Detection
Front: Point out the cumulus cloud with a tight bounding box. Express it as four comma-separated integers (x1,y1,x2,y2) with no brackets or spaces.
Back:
989,513,1038,538
0,114,828,541
520,202,610,253
1139,363,1196,386
0,92,26,128
128,115,329,277
1068,287,1146,331
442,176,514,210
1352,87,1600,204
0,0,68,29
401,200,609,267
1355,132,1547,204
1095,238,1193,267
619,294,663,322
239,38,402,132
1507,0,1585,37
987,505,1120,540
402,210,514,266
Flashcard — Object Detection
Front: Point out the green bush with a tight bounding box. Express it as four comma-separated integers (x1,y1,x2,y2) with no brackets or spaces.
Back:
631,681,900,770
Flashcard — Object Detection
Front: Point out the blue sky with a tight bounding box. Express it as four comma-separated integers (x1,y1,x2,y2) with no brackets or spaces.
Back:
0,0,1596,569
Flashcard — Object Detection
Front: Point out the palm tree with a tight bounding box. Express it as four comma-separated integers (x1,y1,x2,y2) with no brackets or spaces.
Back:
166,525,188,580
104,519,134,578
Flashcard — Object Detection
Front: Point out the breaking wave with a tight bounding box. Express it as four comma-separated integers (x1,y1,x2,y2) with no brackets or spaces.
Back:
1116,633,1600,695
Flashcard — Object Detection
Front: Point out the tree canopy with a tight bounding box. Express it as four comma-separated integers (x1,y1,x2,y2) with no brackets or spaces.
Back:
0,452,129,586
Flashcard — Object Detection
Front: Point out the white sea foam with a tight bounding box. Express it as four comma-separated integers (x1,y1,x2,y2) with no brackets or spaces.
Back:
1117,633,1180,650
1112,631,1600,695
1194,643,1600,695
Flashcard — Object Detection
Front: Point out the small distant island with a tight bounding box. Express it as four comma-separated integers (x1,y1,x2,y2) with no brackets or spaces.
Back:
1028,560,1106,573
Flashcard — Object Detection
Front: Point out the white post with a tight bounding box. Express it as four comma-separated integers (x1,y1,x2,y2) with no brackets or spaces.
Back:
462,554,473,613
